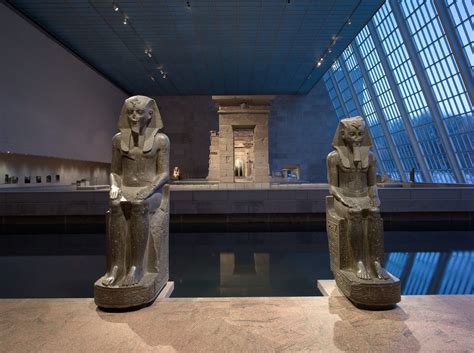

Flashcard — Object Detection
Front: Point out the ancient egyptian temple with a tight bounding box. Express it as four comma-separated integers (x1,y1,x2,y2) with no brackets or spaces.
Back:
0,0,473,352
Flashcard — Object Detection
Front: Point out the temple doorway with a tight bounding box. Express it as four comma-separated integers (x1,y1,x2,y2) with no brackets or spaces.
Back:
233,128,255,182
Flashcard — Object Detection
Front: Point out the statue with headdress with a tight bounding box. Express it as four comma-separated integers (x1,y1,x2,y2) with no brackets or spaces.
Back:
94,95,170,309
326,116,400,309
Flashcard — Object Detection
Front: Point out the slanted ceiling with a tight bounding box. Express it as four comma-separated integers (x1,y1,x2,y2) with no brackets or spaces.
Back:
8,0,384,95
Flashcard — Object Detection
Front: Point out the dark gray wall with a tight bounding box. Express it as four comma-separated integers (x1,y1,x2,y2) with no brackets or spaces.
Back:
269,80,337,182
0,3,127,163
156,96,218,179
156,80,337,182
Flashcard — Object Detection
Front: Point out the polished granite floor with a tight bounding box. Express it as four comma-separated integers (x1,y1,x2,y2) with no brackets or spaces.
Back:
0,295,472,352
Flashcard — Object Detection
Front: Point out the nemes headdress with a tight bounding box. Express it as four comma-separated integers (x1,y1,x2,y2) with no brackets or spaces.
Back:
332,116,372,168
117,95,163,153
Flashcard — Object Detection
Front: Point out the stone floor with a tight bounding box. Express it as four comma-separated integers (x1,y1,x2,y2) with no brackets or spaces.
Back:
1,295,472,352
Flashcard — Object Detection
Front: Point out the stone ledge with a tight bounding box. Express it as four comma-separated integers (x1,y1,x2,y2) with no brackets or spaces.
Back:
0,295,472,352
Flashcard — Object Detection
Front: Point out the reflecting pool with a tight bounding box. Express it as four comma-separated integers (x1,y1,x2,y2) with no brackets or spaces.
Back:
0,231,472,298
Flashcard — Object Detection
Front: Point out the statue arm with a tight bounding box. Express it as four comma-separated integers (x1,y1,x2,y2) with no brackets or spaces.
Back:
151,134,170,192
327,152,350,206
137,134,170,200
367,152,380,207
109,134,122,199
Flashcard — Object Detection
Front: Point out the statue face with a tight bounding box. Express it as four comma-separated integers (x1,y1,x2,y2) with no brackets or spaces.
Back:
341,123,365,146
126,100,153,133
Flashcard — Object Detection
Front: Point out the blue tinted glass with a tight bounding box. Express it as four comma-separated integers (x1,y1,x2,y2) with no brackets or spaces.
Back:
342,45,401,179
356,26,420,180
447,0,474,74
323,72,345,120
401,0,474,182
373,2,455,182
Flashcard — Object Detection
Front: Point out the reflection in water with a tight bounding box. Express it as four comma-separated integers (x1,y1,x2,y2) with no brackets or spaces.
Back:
220,253,270,296
384,251,473,295
0,231,472,297
439,251,473,294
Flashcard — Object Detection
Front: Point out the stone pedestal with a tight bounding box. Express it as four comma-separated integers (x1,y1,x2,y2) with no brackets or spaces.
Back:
208,96,273,183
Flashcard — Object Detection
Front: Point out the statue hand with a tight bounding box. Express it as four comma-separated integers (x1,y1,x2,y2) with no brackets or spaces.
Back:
109,185,121,199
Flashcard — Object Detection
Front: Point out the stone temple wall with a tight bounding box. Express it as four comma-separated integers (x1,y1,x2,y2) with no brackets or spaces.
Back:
155,80,337,182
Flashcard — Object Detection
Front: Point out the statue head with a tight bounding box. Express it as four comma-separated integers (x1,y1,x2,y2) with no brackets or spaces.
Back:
117,95,163,153
332,116,372,168
340,117,366,147
332,116,371,148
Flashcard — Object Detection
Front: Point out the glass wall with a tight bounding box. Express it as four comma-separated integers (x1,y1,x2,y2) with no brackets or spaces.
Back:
446,0,474,75
373,2,455,183
343,45,401,179
323,0,473,183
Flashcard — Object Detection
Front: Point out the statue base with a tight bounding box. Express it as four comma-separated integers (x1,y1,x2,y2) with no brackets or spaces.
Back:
335,270,401,310
94,273,168,310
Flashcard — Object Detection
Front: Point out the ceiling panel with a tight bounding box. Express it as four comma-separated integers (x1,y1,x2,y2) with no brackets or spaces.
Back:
8,0,384,95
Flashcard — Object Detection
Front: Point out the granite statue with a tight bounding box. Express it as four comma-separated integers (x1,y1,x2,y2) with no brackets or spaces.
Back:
94,95,170,309
326,116,400,309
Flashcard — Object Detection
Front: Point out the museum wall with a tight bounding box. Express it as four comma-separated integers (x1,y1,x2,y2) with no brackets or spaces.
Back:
156,80,337,182
0,152,109,187
0,3,127,164
156,96,219,179
269,80,337,182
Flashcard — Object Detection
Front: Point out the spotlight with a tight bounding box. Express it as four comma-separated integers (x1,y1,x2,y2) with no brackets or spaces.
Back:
162,73,167,79
113,3,119,12
348,18,352,25
123,16,128,25
150,76,155,81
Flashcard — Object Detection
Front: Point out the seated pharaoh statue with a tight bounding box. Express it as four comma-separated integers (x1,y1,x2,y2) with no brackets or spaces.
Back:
326,116,400,309
94,95,170,309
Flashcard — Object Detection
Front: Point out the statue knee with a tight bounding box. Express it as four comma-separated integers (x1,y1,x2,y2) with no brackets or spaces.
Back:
369,207,380,215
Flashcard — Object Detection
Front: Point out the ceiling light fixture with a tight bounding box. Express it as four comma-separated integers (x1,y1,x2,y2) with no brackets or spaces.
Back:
123,16,128,25
113,3,119,12
150,76,155,81
347,18,352,25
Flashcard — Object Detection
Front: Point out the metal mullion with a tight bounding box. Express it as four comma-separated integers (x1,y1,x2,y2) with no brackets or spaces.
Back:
433,0,474,105
368,21,432,182
328,68,349,118
339,57,387,175
351,42,407,181
389,0,465,183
